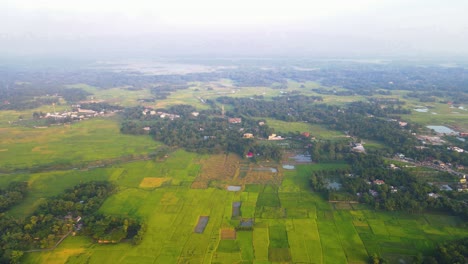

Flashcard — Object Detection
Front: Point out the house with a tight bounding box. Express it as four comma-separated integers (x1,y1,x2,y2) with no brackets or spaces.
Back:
243,133,254,139
450,146,464,153
459,132,468,137
191,112,199,117
373,179,385,185
268,134,284,140
352,143,365,153
229,118,242,124
246,152,254,158
302,132,310,138
440,185,453,191
78,108,96,114
399,121,408,127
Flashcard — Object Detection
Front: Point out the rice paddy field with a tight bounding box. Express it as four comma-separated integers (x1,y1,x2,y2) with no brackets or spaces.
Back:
406,102,468,131
1,80,467,263
1,150,465,264
0,118,160,171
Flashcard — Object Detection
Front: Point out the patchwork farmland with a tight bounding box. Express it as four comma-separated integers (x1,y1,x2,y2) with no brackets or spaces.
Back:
9,150,466,264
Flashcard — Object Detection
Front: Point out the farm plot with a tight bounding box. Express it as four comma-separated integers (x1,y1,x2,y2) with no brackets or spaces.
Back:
139,177,170,188
241,165,283,185
192,154,240,188
12,151,468,264
0,118,160,171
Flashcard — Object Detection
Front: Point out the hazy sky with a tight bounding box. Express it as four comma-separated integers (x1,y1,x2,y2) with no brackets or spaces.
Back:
2,0,468,58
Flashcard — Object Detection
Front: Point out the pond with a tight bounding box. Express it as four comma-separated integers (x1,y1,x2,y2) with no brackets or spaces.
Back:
414,108,429,113
427,125,457,134
327,181,342,190
227,186,242,191
290,154,312,163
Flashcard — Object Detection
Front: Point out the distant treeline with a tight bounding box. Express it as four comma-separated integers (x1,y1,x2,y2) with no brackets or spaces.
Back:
2,62,468,110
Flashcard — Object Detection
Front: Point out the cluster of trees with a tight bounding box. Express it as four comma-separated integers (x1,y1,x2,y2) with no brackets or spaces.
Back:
423,237,468,264
120,105,283,161
0,182,28,213
61,88,91,103
216,95,323,122
0,82,91,110
218,95,418,154
82,215,146,244
308,140,350,162
0,181,144,263
77,102,123,112
368,237,468,264
309,154,468,219
149,84,189,100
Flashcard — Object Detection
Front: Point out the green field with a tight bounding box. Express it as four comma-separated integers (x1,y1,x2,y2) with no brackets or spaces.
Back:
0,118,160,170
263,118,345,140
1,80,467,263
0,154,463,263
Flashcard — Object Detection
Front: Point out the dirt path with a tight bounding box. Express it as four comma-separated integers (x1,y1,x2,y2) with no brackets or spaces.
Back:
24,230,72,253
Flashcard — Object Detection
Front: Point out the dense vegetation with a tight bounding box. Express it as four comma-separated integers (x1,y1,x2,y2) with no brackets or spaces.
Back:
424,237,468,264
0,182,144,263
120,105,283,161
0,182,28,213
309,154,468,219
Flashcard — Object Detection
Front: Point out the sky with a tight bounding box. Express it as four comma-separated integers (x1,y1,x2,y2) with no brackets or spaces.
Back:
2,0,468,59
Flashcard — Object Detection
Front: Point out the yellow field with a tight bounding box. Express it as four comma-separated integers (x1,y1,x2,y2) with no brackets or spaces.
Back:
139,177,170,188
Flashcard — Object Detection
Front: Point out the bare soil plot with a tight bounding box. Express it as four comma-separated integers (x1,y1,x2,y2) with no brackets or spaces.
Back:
220,228,237,240
196,154,283,188
192,154,240,188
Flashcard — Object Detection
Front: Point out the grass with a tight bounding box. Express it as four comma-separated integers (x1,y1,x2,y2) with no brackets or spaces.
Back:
65,84,154,107
402,97,468,131
263,117,345,139
237,231,254,261
0,118,160,170
253,228,269,261
216,240,240,252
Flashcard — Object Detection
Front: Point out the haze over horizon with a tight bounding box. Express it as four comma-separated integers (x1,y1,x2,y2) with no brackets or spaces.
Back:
3,0,468,60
